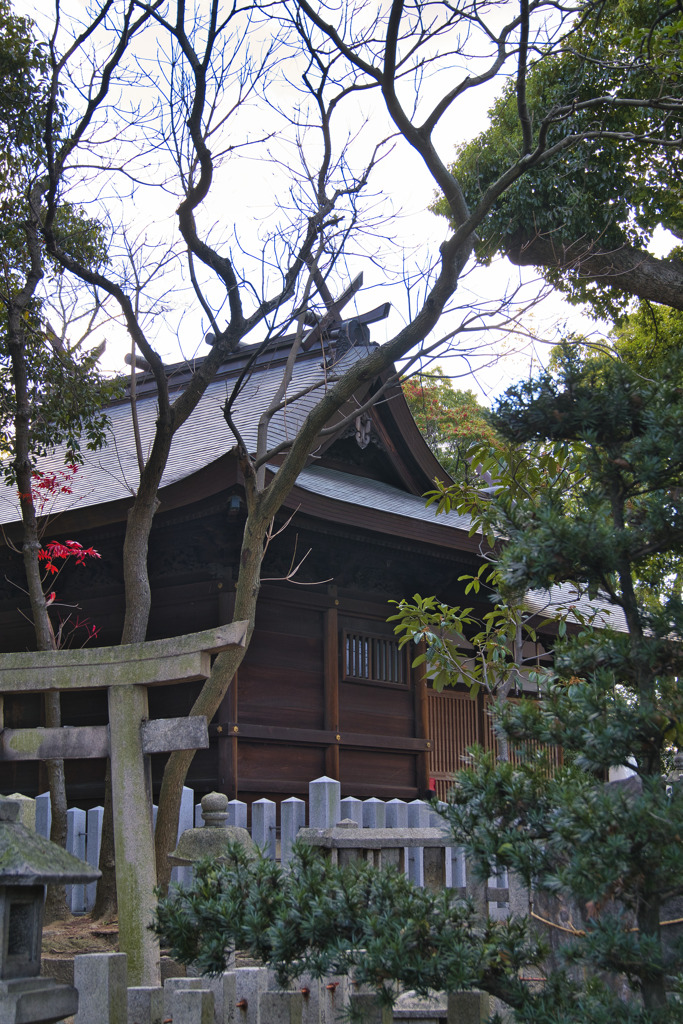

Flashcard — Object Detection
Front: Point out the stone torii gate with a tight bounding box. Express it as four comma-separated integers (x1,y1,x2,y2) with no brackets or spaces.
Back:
0,622,248,987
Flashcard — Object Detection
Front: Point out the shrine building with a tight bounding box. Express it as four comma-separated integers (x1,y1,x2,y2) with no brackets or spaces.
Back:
0,317,563,808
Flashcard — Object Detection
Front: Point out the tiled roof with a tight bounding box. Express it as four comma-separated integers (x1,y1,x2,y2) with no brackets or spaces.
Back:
292,464,473,533
526,582,628,633
0,344,368,526
291,467,628,631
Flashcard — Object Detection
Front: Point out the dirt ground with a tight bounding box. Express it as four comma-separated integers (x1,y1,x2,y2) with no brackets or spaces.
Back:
40,917,120,1024
41,914,120,959
40,911,259,1022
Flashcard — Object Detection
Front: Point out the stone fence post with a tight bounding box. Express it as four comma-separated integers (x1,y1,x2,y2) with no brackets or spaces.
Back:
309,777,340,829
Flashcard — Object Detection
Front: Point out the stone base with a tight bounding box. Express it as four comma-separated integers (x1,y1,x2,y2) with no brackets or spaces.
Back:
160,956,186,981
0,976,78,1024
41,956,74,987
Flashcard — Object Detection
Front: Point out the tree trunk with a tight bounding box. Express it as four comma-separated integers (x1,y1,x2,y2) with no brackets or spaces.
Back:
154,505,266,890
91,760,117,921
506,232,683,311
43,694,70,923
8,297,70,922
90,451,167,917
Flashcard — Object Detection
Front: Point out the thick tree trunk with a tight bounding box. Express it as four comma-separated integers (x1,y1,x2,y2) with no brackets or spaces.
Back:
91,425,170,918
8,297,70,922
506,233,683,311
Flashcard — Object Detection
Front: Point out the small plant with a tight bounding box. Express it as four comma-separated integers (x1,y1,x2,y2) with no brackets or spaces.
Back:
12,465,101,647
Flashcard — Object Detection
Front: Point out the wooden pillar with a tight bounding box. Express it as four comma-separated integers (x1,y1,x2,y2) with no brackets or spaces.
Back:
107,684,160,987
323,606,340,779
413,642,430,797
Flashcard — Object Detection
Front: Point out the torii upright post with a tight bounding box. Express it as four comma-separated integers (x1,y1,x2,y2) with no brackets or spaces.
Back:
108,681,157,984
0,622,248,986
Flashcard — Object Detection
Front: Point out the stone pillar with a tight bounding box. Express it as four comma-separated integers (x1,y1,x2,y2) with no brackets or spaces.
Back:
377,847,402,872
320,976,349,1024
171,786,196,888
252,799,277,859
446,991,490,1024
339,797,363,826
407,800,430,886
35,792,51,839
423,847,449,892
67,807,87,913
347,993,392,1024
451,847,467,890
174,987,215,1024
86,806,104,911
163,977,207,1020
465,856,488,919
228,799,248,829
385,799,408,876
260,990,303,1024
74,952,128,1024
384,799,408,829
281,797,306,866
233,966,270,1024
508,871,531,917
293,974,321,1024
309,777,340,829
127,985,164,1024
362,798,386,828
108,685,160,987
205,971,237,1024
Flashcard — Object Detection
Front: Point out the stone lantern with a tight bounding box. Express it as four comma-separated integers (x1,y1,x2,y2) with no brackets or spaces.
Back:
0,797,101,1024
169,791,256,866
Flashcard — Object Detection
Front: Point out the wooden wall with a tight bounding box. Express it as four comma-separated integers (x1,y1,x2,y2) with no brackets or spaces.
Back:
205,590,430,805
0,489,482,808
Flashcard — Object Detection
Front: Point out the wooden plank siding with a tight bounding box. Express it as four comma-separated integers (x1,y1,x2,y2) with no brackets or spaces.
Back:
0,482,488,810
206,597,430,804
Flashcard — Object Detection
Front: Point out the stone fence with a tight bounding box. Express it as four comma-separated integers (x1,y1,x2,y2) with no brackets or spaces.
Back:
12,777,513,914
71,951,491,1024
10,777,509,1021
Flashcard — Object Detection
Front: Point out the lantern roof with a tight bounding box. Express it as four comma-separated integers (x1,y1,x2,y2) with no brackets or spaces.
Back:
0,799,101,886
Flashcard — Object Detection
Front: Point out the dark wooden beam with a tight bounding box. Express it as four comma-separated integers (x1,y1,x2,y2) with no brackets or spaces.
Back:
341,732,430,752
324,606,340,779
211,721,430,752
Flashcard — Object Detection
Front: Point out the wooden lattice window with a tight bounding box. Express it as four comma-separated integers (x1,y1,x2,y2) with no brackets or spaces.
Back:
343,632,408,686
483,697,563,772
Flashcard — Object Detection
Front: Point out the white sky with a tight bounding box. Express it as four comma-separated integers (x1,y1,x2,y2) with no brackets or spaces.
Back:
16,0,673,407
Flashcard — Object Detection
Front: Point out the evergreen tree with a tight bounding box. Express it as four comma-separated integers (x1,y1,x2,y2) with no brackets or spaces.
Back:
432,0,683,320
156,347,683,1022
